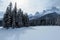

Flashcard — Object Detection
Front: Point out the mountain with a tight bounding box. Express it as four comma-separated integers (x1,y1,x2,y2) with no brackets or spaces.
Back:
29,12,42,20
29,12,60,26
33,12,41,19
29,7,60,20
40,12,59,19
28,14,33,18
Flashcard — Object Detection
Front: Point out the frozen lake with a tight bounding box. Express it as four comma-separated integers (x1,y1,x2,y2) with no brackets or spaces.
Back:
0,26,60,40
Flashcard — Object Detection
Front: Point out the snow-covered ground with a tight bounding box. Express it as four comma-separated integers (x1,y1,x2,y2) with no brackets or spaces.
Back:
0,26,60,40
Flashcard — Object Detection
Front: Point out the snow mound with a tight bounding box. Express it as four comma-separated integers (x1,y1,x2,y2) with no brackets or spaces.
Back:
0,26,60,40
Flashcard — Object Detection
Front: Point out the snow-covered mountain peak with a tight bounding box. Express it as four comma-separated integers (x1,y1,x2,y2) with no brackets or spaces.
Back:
29,7,60,20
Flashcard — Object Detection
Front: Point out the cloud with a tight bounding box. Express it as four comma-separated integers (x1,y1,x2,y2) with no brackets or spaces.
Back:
0,0,60,14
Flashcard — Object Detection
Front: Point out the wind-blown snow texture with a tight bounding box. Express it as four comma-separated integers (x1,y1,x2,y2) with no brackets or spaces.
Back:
0,26,60,40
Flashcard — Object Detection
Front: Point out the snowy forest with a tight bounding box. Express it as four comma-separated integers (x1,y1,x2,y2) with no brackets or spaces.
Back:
0,2,60,29
3,2,29,29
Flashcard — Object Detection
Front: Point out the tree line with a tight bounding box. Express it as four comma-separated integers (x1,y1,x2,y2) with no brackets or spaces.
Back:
3,2,29,29
29,12,60,26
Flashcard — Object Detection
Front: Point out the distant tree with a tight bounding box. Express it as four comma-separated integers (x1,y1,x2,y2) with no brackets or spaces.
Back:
56,16,60,25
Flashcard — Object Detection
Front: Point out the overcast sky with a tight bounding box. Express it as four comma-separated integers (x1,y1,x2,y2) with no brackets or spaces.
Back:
0,0,60,14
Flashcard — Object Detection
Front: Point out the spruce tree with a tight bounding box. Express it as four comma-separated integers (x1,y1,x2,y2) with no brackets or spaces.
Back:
3,2,12,29
12,2,17,28
8,2,12,27
23,13,29,27
17,9,23,27
3,7,10,29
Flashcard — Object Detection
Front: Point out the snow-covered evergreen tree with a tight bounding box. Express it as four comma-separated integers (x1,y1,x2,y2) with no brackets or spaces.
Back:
8,2,12,27
3,2,12,29
23,13,29,27
12,3,17,28
17,9,23,27
3,7,10,29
